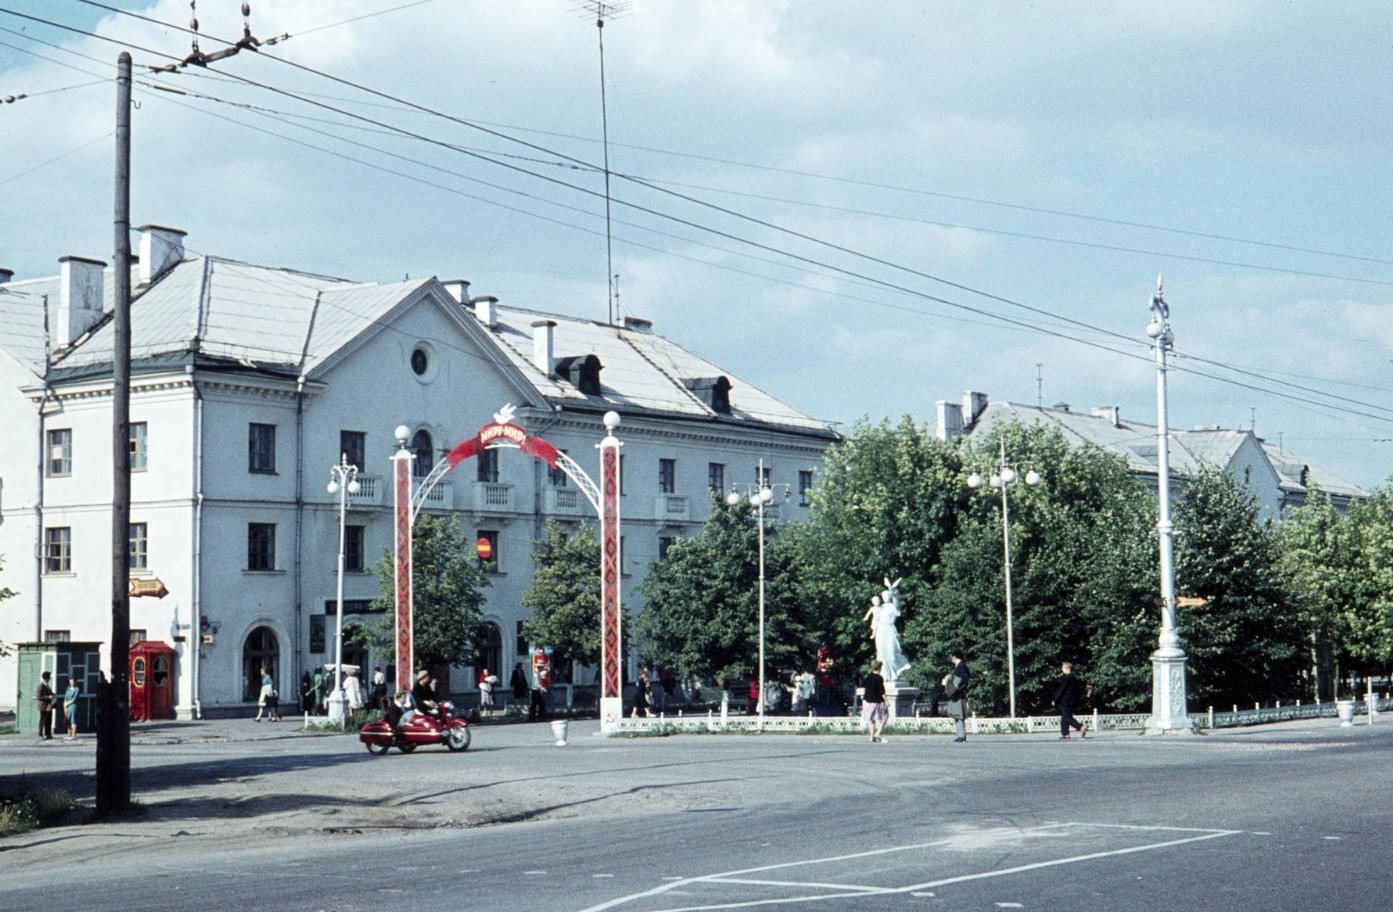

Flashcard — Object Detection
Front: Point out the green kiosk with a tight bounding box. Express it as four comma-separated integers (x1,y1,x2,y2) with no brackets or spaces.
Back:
14,641,102,736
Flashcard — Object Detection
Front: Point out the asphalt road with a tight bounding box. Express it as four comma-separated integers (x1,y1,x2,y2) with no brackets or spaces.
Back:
3,716,1391,911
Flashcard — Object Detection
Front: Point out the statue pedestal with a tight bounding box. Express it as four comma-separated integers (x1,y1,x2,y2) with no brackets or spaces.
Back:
886,685,919,719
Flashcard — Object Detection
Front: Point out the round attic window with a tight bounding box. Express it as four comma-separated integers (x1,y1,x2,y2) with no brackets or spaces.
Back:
410,343,438,383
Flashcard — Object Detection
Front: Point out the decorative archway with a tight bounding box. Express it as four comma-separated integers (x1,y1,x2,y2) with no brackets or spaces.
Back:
394,405,625,730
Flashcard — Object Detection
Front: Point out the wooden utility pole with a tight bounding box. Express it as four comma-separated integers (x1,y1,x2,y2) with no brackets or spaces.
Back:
97,50,133,815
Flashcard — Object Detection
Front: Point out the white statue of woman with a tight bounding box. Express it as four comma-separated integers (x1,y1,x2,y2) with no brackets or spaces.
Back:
863,578,911,683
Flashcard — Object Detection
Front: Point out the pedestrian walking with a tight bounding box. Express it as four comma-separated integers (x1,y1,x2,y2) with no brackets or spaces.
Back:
942,650,970,743
300,671,313,714
478,667,498,717
63,676,80,739
36,671,55,740
311,666,325,715
510,662,528,705
631,666,654,718
371,666,387,710
862,660,889,742
529,662,549,722
1053,661,1087,740
790,668,816,715
255,667,280,722
344,668,365,712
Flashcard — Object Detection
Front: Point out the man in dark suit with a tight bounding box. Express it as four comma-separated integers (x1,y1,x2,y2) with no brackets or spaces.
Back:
1053,661,1087,740
36,671,55,740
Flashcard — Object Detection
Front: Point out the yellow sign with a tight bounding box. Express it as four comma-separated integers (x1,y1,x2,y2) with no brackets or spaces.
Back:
129,577,169,598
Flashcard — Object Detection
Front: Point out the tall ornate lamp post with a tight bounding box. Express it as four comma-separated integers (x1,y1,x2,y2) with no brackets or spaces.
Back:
1145,276,1192,733
727,458,789,732
326,454,361,726
966,441,1041,719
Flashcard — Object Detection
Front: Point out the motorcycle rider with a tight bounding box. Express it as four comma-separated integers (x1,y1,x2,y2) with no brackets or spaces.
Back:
411,670,439,721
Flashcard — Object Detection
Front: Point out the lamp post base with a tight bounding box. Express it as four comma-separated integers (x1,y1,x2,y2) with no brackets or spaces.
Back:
1145,650,1194,734
600,696,623,734
326,692,350,727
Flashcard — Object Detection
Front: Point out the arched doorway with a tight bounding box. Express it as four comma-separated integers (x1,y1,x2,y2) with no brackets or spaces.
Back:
476,621,502,682
242,625,281,702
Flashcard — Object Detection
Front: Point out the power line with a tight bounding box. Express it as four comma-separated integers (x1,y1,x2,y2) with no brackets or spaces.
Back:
8,3,1393,434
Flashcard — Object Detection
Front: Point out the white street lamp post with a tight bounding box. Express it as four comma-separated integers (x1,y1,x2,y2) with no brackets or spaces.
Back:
1145,276,1192,733
327,454,361,727
727,458,788,733
967,441,1041,719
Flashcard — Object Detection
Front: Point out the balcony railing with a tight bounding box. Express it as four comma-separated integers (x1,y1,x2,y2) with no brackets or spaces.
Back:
347,474,383,507
545,486,583,516
654,494,689,523
419,478,452,510
472,481,514,514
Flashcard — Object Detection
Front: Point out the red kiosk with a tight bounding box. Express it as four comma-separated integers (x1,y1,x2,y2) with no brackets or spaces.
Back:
130,641,177,721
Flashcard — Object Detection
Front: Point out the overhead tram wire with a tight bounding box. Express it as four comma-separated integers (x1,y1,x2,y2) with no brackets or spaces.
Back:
14,4,1393,428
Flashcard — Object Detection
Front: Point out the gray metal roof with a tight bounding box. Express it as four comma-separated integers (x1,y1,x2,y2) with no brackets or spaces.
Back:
1,252,835,438
960,400,1366,499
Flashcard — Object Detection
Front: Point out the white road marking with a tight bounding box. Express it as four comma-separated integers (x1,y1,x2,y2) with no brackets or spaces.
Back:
577,822,1244,912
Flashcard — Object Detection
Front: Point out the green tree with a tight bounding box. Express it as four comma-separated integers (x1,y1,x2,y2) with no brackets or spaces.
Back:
521,521,609,667
1174,467,1301,707
793,416,967,687
917,422,1156,713
354,513,490,671
1342,488,1393,684
637,493,808,684
1280,492,1360,700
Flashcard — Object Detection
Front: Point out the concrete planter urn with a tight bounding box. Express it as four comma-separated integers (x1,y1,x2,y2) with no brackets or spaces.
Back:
1336,700,1356,727
550,718,569,745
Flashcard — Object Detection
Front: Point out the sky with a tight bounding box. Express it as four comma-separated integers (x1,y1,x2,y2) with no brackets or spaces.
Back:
2,1,1391,489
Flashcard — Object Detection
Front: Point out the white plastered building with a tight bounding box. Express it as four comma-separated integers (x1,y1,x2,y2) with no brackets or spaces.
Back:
0,226,838,714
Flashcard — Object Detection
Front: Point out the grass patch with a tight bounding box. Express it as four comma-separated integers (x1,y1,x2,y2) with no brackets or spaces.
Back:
0,722,15,736
301,709,378,732
0,787,78,837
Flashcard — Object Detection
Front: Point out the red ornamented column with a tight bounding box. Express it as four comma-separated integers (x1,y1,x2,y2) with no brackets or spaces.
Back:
598,411,624,731
392,435,414,690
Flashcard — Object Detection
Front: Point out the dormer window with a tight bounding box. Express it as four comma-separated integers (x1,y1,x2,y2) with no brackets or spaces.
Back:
557,354,603,396
683,376,731,414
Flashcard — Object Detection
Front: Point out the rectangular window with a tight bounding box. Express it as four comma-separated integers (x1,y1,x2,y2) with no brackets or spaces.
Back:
620,535,628,575
799,469,814,506
129,629,147,645
129,522,148,570
549,450,569,487
339,430,366,470
43,527,71,573
247,522,276,571
619,454,627,495
344,524,366,572
43,629,71,643
477,529,500,571
248,423,277,474
129,422,148,471
47,429,72,476
757,464,771,487
516,620,528,657
659,458,677,494
708,462,725,493
658,535,676,560
309,615,326,653
477,448,500,483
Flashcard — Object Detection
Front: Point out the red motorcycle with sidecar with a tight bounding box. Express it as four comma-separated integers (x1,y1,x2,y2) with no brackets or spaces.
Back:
359,700,471,754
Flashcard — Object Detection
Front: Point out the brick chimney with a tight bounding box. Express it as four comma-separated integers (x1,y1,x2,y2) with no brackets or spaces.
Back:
55,255,107,347
137,225,186,284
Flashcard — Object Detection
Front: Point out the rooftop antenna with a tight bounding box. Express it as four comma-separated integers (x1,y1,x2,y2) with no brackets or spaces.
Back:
1035,363,1043,409
578,1,631,324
